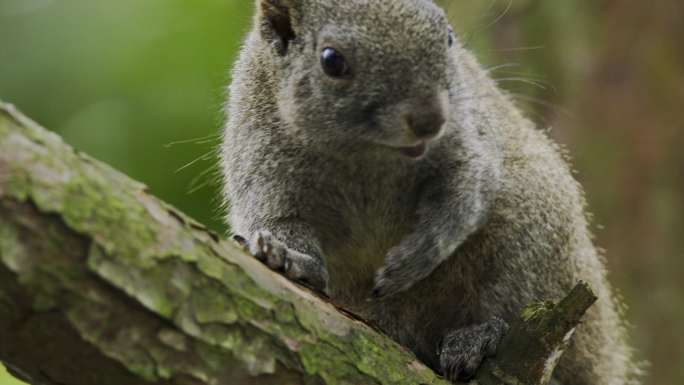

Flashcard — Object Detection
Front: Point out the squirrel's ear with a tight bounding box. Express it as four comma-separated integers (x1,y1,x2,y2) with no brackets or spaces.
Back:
258,0,301,56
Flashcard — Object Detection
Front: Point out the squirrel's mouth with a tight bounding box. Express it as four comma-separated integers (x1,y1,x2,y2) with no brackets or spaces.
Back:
398,142,427,158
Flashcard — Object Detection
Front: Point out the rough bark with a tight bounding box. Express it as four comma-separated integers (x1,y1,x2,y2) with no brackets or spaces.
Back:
0,102,596,385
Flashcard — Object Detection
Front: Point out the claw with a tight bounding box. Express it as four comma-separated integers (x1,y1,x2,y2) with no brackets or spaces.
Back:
233,235,248,249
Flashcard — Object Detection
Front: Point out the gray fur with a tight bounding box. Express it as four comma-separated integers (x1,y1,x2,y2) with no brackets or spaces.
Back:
221,0,639,383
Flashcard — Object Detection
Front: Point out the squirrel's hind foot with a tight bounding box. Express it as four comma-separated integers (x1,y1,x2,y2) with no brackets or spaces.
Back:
439,317,509,382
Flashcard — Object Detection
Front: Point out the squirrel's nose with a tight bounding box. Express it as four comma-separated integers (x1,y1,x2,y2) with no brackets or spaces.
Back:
403,92,447,140
406,109,446,140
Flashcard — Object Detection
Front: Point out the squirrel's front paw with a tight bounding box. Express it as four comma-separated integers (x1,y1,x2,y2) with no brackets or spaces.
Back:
372,235,438,298
238,230,329,296
372,262,413,299
439,317,509,381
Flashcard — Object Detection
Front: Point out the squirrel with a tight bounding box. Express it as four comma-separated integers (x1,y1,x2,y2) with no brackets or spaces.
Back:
221,0,639,383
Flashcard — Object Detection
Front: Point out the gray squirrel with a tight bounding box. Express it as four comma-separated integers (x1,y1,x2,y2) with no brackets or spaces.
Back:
221,0,639,383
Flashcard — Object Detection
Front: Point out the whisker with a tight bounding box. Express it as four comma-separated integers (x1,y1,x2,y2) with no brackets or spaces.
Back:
164,133,220,148
484,62,522,73
494,76,550,91
493,69,548,80
507,93,574,118
451,93,500,103
187,165,219,194
478,0,514,32
460,0,515,50
175,151,215,174
489,45,546,53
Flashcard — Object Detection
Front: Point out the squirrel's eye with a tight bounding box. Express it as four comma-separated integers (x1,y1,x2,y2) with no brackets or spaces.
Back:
448,26,455,48
321,47,349,78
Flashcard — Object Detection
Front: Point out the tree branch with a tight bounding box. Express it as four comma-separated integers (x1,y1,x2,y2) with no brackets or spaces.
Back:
0,102,595,385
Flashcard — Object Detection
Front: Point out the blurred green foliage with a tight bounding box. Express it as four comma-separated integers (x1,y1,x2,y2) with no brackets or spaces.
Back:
1,1,682,385
0,0,253,234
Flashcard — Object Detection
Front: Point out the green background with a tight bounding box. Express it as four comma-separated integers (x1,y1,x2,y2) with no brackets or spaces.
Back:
1,1,682,384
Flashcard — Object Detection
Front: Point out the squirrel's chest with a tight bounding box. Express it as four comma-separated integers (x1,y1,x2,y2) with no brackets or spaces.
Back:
314,174,420,305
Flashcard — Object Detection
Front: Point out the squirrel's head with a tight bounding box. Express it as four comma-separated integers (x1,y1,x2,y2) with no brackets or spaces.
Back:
257,0,454,158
